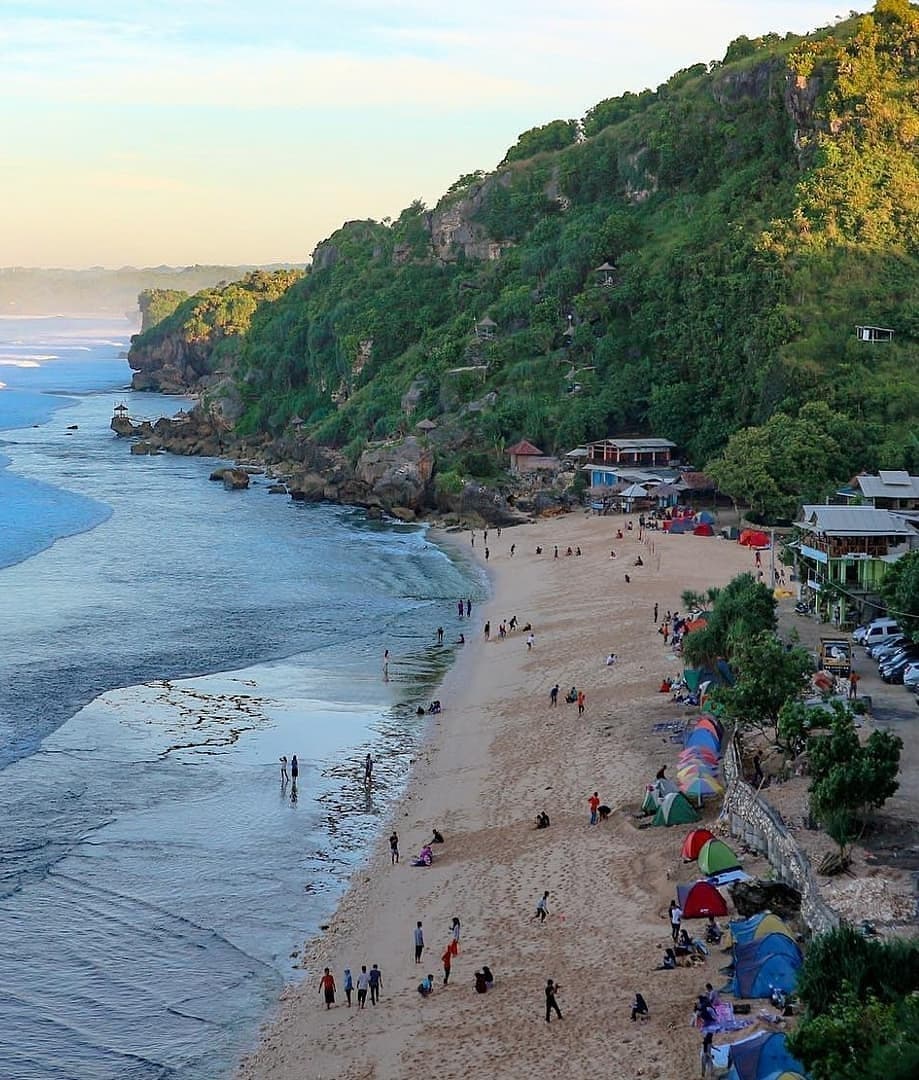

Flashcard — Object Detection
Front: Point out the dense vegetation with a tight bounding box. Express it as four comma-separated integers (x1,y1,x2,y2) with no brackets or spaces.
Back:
788,927,919,1080
133,3,919,496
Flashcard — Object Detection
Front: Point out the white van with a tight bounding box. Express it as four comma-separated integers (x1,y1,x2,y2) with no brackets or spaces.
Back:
854,618,900,649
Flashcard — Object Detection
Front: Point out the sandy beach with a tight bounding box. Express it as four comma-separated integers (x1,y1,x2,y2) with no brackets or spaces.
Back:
238,512,759,1080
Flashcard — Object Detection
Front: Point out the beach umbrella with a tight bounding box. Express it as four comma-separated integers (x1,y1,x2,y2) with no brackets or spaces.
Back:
679,774,724,802
677,763,719,781
678,746,719,765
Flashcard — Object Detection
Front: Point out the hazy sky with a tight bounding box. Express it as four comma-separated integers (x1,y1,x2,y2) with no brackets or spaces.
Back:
1,0,849,268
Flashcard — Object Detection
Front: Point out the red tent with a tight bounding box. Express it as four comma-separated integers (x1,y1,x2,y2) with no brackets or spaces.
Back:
681,828,715,861
693,523,714,536
739,529,769,548
677,880,728,917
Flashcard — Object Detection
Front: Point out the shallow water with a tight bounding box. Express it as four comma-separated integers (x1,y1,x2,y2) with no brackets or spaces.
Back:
0,318,482,1078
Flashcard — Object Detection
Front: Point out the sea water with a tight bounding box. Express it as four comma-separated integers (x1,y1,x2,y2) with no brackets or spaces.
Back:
0,317,482,1079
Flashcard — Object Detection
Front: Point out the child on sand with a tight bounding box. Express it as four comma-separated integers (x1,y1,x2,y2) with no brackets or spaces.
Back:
533,891,550,922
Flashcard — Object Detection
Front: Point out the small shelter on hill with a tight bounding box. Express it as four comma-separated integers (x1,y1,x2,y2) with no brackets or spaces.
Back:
676,880,728,917
651,791,700,826
415,418,437,433
723,1032,805,1080
505,439,557,474
681,828,715,861
698,839,740,876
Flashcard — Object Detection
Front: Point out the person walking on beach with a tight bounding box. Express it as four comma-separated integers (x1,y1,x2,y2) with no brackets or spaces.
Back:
356,965,369,1008
588,791,601,826
279,756,289,783
390,831,399,864
653,602,659,624
343,967,353,1007
466,598,472,618
451,916,461,953
533,890,550,923
318,967,336,1009
550,683,559,707
290,755,299,782
510,543,515,557
369,963,382,1005
364,752,373,785
484,529,488,544
441,945,452,985
484,547,490,561
526,632,535,651
414,921,425,963
484,621,490,641
554,545,558,558
545,979,562,1023
577,689,586,716
669,900,683,943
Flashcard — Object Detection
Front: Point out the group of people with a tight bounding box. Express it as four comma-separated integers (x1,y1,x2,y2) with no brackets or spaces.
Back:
318,963,383,1010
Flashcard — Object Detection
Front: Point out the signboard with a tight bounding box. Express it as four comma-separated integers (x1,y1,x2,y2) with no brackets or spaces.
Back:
800,544,828,564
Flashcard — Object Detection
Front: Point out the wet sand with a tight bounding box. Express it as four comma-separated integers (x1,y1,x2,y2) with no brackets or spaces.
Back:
238,512,757,1080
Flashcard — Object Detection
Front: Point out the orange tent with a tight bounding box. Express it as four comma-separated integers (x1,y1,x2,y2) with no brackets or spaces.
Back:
681,828,715,861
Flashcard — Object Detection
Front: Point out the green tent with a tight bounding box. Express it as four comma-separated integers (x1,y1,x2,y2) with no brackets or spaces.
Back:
697,838,740,875
652,791,700,826
641,788,659,815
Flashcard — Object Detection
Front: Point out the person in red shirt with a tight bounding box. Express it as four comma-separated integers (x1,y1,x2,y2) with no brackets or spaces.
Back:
577,690,586,716
441,946,452,985
588,791,601,825
318,967,336,1009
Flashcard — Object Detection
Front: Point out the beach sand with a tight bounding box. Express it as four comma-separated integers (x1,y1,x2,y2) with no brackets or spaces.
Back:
238,513,758,1080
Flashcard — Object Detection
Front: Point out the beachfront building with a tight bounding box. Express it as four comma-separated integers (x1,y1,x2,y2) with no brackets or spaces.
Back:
505,439,558,475
793,504,918,624
854,471,919,512
585,437,676,469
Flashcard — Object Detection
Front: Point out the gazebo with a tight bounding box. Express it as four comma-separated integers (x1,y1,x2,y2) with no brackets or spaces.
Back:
475,315,497,340
506,439,555,474
416,418,437,433
594,262,617,287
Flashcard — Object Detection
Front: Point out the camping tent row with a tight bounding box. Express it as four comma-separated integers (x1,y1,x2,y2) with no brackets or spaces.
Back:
677,714,725,803
720,1030,806,1080
721,913,802,999
680,829,740,876
665,513,716,536
738,529,770,548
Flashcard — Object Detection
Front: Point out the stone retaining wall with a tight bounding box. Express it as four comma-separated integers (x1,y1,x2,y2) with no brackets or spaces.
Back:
723,736,839,936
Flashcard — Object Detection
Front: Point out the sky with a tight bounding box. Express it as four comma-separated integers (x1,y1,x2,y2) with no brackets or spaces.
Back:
0,0,851,268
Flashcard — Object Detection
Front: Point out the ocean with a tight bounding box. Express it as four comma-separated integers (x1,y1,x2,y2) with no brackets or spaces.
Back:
0,316,482,1079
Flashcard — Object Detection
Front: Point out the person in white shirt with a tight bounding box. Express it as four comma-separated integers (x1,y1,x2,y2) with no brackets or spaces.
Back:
356,965,370,1008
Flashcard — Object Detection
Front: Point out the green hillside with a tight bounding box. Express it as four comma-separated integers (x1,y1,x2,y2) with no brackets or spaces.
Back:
130,2,919,500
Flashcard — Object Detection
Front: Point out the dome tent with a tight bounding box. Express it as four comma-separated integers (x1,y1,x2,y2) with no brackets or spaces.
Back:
697,838,740,875
676,880,728,917
723,1032,805,1080
651,791,700,826
681,828,715,861
728,913,794,946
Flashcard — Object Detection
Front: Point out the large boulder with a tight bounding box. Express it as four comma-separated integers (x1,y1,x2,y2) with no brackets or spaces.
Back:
356,437,433,510
729,880,802,919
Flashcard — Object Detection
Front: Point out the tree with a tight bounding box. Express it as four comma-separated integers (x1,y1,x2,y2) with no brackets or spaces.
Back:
710,631,813,742
880,549,919,642
501,120,579,166
682,573,776,668
807,705,902,833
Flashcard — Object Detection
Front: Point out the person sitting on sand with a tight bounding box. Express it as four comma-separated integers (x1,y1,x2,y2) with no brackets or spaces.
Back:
616,529,624,539
536,811,551,829
482,965,495,989
631,992,649,1021
416,706,426,716
536,546,542,555
657,948,677,970
412,845,433,867
598,804,611,821
606,652,617,665
521,622,532,633
473,970,488,994
634,555,644,566
418,974,434,997
565,686,578,704
705,917,723,945
431,827,445,844
566,546,573,556
609,549,617,558
659,678,672,693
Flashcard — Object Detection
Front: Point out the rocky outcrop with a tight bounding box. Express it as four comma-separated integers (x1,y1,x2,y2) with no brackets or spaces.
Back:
428,174,516,263
128,332,220,393
356,437,434,511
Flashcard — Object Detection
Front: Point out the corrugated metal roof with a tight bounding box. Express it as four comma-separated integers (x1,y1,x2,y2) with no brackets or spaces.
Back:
857,473,919,498
800,505,917,535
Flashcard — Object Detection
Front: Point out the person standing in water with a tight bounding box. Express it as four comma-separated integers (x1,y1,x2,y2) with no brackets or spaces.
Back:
279,756,289,783
290,755,299,782
364,753,374,785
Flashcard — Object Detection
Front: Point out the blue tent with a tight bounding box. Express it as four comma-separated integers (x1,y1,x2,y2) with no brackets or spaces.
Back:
669,518,694,534
729,913,793,946
685,728,721,755
726,937,802,998
695,510,716,524
723,1032,806,1080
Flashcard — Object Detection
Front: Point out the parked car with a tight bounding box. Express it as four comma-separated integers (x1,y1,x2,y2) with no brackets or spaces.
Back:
855,618,901,648
902,662,919,689
869,635,907,661
879,649,919,683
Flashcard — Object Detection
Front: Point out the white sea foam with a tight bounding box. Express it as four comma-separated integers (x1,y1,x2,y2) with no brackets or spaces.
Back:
0,358,43,367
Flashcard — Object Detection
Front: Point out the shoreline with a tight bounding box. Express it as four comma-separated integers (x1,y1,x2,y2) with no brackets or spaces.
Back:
237,513,760,1080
